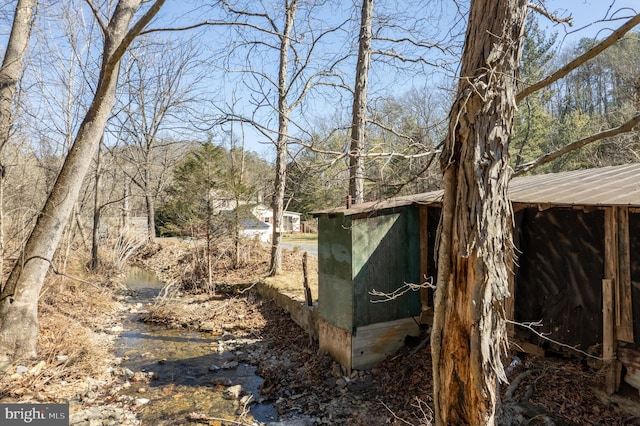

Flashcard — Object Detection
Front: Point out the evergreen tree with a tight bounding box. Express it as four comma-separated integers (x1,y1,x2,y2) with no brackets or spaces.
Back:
512,15,556,169
156,142,227,237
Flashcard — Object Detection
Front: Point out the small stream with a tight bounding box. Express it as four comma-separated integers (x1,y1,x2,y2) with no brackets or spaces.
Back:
115,267,278,425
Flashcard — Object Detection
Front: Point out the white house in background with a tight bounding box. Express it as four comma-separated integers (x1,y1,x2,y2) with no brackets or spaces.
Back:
237,214,271,243
252,204,301,233
208,193,302,242
219,204,301,243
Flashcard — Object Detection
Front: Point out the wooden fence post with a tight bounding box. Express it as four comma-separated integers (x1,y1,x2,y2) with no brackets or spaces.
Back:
603,278,616,394
303,251,313,306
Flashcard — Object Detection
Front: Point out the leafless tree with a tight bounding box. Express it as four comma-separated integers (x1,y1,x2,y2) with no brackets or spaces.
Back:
0,0,166,366
348,0,373,204
24,2,106,273
209,0,349,275
0,0,36,302
114,39,205,242
331,0,464,204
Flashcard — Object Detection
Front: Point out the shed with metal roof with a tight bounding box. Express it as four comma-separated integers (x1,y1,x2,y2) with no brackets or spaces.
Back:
314,163,640,392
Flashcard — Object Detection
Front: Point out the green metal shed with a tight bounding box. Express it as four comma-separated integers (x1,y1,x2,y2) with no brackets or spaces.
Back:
313,195,441,371
315,164,640,395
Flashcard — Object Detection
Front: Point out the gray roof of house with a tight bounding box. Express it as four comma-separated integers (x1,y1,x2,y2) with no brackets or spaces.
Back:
313,163,640,217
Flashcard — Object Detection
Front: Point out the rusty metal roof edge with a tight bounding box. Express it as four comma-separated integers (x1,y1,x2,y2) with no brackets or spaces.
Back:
312,192,443,217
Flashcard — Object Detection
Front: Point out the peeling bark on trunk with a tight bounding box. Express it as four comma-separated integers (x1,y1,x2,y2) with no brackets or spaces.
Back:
0,0,165,364
431,1,527,424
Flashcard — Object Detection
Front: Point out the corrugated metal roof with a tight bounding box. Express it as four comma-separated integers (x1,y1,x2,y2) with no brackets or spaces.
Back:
313,163,640,217
509,163,640,206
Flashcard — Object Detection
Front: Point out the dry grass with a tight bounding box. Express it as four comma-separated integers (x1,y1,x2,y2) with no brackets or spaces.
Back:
133,237,272,292
263,248,318,301
281,233,318,243
0,259,122,403
135,238,318,301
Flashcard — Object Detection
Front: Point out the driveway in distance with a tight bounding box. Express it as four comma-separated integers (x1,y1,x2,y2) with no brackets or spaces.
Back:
279,234,318,257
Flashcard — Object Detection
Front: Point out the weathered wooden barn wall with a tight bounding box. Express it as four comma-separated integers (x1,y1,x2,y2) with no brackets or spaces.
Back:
630,212,640,344
513,207,605,350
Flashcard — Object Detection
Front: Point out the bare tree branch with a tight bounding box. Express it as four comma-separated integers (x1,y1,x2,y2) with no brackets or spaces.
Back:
373,36,453,54
514,114,640,175
527,2,573,25
371,49,441,66
369,278,434,303
517,13,640,103
141,20,284,38
111,0,167,65
296,136,439,161
506,319,604,360
84,0,107,33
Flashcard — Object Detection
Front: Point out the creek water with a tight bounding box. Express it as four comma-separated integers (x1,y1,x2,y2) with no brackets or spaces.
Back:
115,267,278,425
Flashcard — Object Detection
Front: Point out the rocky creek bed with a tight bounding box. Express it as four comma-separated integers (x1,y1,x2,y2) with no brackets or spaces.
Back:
131,239,640,425
137,289,640,426
2,239,638,425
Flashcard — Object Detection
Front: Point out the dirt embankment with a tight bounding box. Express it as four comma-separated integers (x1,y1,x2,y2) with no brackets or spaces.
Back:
0,261,141,425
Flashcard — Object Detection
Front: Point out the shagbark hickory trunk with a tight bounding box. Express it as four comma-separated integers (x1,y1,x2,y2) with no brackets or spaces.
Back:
430,0,527,424
0,0,165,365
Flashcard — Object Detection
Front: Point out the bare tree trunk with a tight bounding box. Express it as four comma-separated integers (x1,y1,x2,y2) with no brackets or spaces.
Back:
234,137,246,269
229,111,243,269
121,183,130,232
206,209,213,292
349,0,373,204
144,189,156,243
269,0,299,276
91,140,104,270
270,143,286,276
0,0,166,364
0,0,35,154
431,1,527,424
74,209,90,252
0,0,36,290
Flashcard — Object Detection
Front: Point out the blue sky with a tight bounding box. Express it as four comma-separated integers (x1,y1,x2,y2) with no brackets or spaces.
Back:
544,0,639,45
203,1,640,159
138,1,640,160
9,1,635,162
